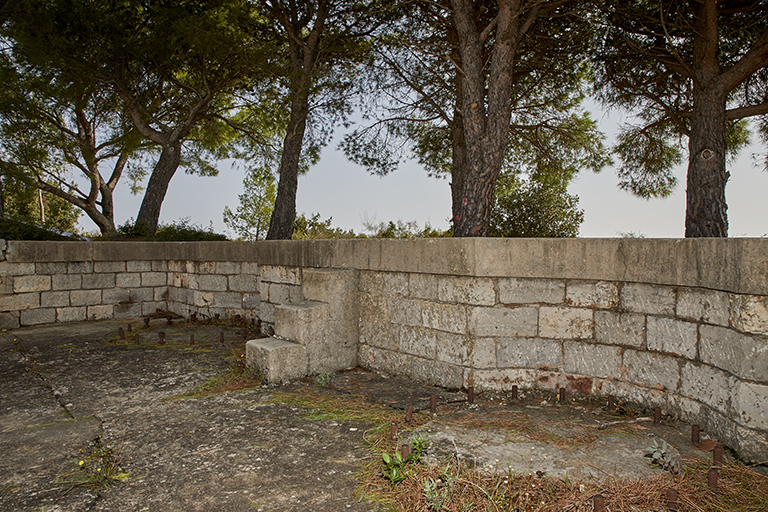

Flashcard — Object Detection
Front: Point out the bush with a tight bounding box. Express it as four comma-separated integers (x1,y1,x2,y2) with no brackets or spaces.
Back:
118,218,228,241
0,217,82,241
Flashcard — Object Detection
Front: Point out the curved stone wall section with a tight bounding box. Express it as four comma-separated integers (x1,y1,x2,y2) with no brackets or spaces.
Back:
357,271,768,462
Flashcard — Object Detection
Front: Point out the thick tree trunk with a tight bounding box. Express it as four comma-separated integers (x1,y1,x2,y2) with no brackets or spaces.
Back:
135,140,182,234
686,0,728,237
266,95,309,240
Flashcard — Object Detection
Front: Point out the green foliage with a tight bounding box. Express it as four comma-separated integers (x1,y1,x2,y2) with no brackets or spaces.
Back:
58,438,131,492
381,436,428,486
489,175,584,238
644,438,682,474
361,218,450,238
0,217,81,241
423,464,458,512
223,166,276,241
118,218,227,241
292,213,361,240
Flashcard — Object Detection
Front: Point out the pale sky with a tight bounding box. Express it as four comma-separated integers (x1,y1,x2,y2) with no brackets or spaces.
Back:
79,112,768,239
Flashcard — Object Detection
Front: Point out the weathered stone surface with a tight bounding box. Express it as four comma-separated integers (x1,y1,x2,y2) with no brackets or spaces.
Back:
402,353,464,389
699,325,768,383
41,291,69,308
0,276,12,295
731,295,768,335
409,273,438,300
422,302,467,334
468,306,537,337
129,287,154,303
470,337,496,369
563,341,622,379
438,276,495,306
20,308,56,326
212,291,243,309
734,381,768,430
472,368,540,392
13,275,51,293
647,317,697,359
228,274,257,292
151,260,168,272
126,260,151,272
680,362,733,414
260,301,275,324
622,350,679,391
56,306,86,323
243,293,260,311
565,281,619,309
115,273,141,289
246,337,308,384
388,298,422,327
621,283,675,316
498,278,564,305
0,262,35,276
260,265,301,285
69,290,101,307
382,272,409,297
0,292,39,311
266,282,293,304
141,272,170,288
539,307,593,339
677,288,730,326
215,261,240,275
101,287,130,305
0,311,19,329
81,273,115,290
497,337,562,370
93,261,126,273
435,332,471,366
35,262,68,275
594,311,645,348
399,325,437,359
51,274,81,291
113,303,142,318
67,261,93,274
192,291,215,308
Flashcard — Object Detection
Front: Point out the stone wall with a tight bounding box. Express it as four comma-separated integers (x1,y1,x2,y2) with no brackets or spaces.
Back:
0,238,766,461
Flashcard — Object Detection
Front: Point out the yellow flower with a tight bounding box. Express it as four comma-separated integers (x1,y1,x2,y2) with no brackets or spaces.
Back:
79,460,84,466
97,468,101,472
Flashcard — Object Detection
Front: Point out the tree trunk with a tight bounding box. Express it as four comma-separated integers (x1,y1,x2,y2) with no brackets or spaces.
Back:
266,94,310,240
135,140,182,234
685,0,728,237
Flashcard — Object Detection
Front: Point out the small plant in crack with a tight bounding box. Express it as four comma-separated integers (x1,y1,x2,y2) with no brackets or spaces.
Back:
644,438,682,474
59,438,131,491
382,436,428,486
423,464,458,511
315,372,333,387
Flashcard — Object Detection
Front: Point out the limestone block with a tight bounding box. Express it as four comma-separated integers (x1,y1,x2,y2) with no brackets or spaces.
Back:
168,260,185,273
151,260,168,272
94,261,126,273
115,273,141,288
260,265,301,285
129,288,154,303
67,261,93,274
0,292,39,311
274,300,327,345
498,337,562,370
435,332,472,366
409,273,438,300
167,287,193,304
13,275,51,293
734,381,768,431
0,262,35,275
0,276,12,294
215,261,241,275
700,325,768,383
472,368,540,392
0,311,20,329
243,293,260,311
171,272,189,288
438,276,495,306
539,307,593,339
20,308,56,326
731,295,768,335
422,302,467,334
677,288,730,326
56,306,86,323
36,262,68,275
192,291,215,308
246,338,308,384
228,274,257,292
359,319,398,351
498,278,565,305
126,261,151,272
383,272,409,297
647,317,697,359
360,291,388,323
141,302,167,316
470,337,496,369
114,303,143,319
194,261,216,274
260,302,275,323
82,273,115,290
87,305,113,321
565,281,619,309
153,287,169,302
407,355,464,389
213,291,243,309
388,298,422,327
680,362,733,414
594,311,645,348
621,283,675,316
241,262,260,275
563,341,622,379
41,291,70,308
468,306,537,337
359,271,384,294
142,272,170,288
622,350,679,391
399,325,437,359
267,282,292,304
732,423,768,464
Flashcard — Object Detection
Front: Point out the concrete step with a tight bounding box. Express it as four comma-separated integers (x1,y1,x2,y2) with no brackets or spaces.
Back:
274,300,328,346
245,337,308,384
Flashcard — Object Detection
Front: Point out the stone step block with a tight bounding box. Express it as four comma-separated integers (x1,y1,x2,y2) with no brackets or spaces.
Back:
245,337,308,384
274,300,329,346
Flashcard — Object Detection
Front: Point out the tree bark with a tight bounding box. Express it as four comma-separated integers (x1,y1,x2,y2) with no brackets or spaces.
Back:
135,140,183,234
685,0,728,237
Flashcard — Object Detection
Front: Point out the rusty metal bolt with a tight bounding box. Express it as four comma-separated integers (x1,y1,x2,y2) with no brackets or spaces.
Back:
713,445,724,467
430,394,436,414
399,443,410,459
389,424,397,440
654,407,661,424
692,424,700,445
405,405,413,423
666,488,679,511
118,327,125,340
158,332,166,344
220,331,225,344
127,323,132,332
468,386,475,404
511,385,518,400
144,317,150,328
707,468,718,491
189,334,195,347
559,387,566,403
593,494,605,512
607,395,615,411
